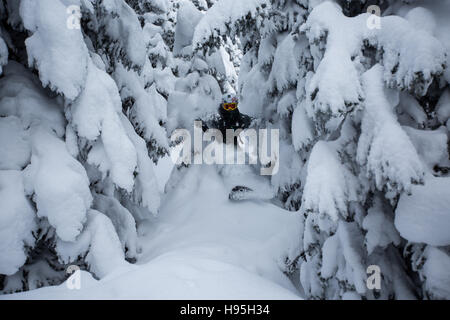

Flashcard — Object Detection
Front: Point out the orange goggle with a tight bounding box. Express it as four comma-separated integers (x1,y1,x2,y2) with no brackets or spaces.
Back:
223,102,238,111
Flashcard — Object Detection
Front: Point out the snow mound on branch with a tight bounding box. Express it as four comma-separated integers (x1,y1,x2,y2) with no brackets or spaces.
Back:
173,0,203,56
101,0,147,67
0,62,65,137
301,1,446,123
23,127,92,242
239,55,267,117
357,65,424,197
334,221,367,295
376,15,446,96
114,64,169,151
206,47,237,80
71,61,137,192
421,246,450,299
121,114,161,216
301,2,365,118
56,209,129,279
93,194,139,260
303,141,358,228
362,196,400,255
277,90,296,117
268,34,300,94
395,174,450,246
292,101,314,151
405,7,436,35
193,0,269,50
398,92,427,128
397,0,450,83
403,126,449,170
0,116,30,170
271,141,304,200
301,219,368,298
20,0,88,100
0,170,36,275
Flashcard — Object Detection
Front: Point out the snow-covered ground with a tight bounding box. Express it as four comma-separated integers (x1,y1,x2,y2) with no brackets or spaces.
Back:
2,165,302,299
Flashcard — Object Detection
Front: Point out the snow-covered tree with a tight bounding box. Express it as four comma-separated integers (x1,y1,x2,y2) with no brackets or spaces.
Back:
0,0,168,292
166,0,224,134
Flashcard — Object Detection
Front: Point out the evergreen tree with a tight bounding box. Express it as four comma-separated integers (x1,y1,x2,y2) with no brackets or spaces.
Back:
0,0,168,292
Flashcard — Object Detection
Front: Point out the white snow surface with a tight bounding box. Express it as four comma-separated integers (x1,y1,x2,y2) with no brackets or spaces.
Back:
3,165,302,299
395,174,450,247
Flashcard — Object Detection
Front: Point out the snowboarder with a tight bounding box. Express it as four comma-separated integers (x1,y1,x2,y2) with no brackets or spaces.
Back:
200,93,268,201
201,93,254,142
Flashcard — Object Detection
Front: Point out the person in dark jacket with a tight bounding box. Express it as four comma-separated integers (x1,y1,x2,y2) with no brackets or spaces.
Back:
202,93,253,142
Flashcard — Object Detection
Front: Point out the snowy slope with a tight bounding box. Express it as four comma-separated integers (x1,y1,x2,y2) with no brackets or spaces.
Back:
2,165,302,299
